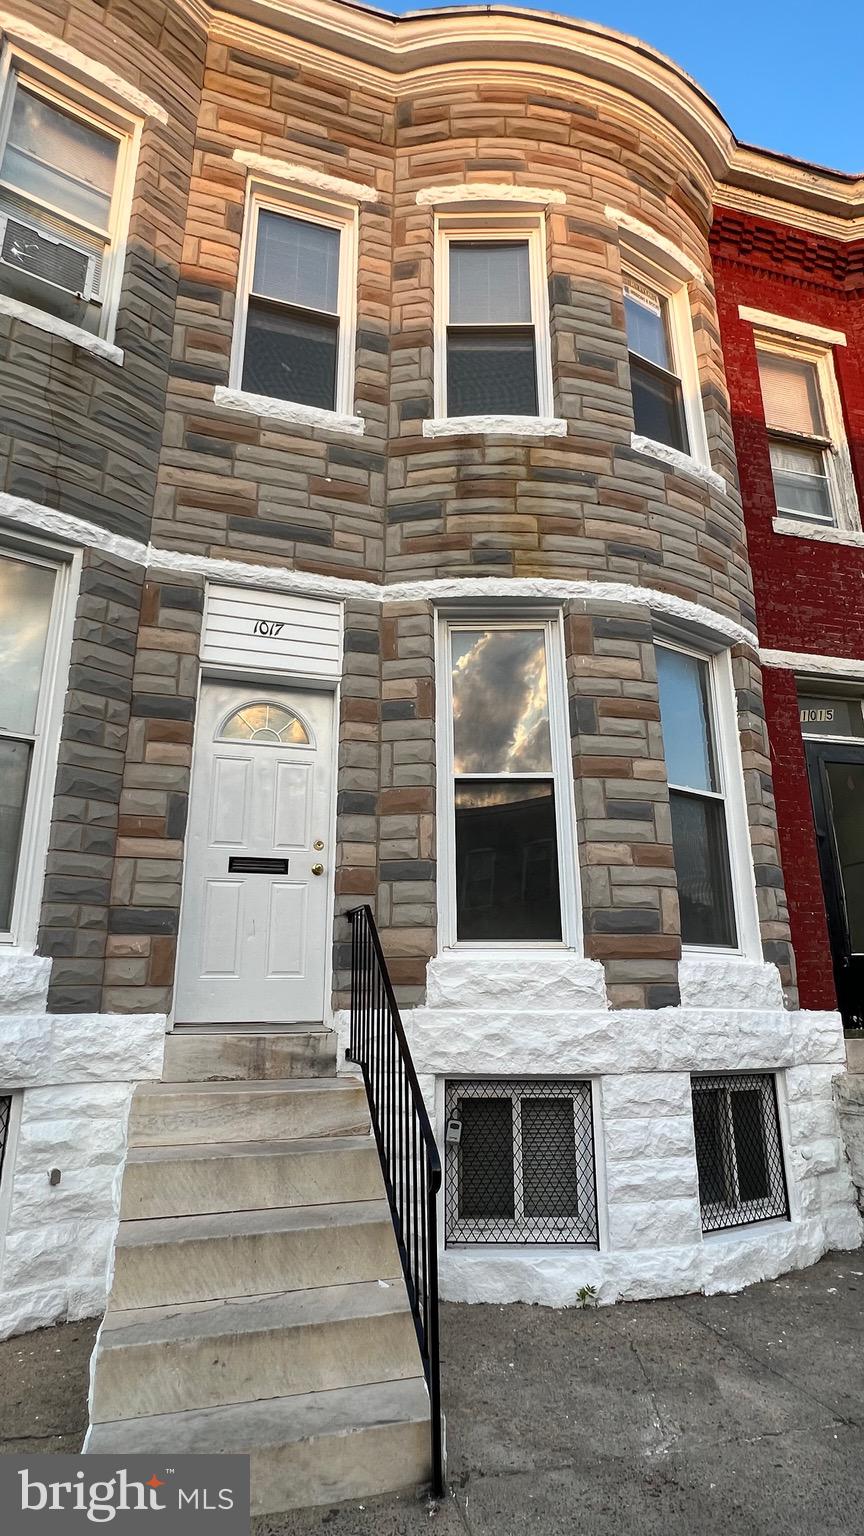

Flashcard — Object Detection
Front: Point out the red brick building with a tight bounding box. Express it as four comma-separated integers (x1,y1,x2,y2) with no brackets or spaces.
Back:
712,210,864,1027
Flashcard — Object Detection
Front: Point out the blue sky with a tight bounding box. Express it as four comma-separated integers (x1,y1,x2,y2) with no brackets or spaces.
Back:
376,2,862,172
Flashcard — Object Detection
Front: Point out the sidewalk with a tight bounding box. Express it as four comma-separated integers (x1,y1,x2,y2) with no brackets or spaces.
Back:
2,1251,863,1534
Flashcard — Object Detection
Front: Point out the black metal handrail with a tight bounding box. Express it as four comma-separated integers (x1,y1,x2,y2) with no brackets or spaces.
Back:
346,904,444,1498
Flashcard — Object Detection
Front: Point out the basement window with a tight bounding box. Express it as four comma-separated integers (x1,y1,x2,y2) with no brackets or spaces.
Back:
444,1079,598,1246
691,1073,789,1233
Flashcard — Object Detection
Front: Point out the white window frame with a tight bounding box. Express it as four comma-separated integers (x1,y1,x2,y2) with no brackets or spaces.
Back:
621,242,710,473
445,1078,597,1247
436,610,580,952
0,534,79,950
228,180,359,421
0,43,141,344
692,1073,789,1233
431,211,555,425
752,326,859,533
657,637,761,960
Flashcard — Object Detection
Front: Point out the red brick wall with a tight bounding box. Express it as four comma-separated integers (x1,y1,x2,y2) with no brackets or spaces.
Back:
711,208,864,1008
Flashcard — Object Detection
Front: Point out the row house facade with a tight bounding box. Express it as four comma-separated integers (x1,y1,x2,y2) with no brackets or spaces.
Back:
0,2,860,1489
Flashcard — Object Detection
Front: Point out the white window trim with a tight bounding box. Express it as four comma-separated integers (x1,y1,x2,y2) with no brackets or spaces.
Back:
435,610,581,952
693,1073,789,1233
0,42,142,347
228,180,359,422
0,532,80,950
620,242,711,476
445,1078,597,1247
753,326,859,533
431,211,556,426
657,637,761,961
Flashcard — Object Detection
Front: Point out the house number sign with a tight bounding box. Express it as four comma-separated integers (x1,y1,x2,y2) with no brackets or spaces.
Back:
252,619,286,637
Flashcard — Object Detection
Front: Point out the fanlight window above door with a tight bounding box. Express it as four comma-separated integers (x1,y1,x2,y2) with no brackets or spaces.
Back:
218,702,310,746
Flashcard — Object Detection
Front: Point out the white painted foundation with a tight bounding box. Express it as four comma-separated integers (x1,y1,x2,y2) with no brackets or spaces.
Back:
337,949,862,1308
0,952,165,1338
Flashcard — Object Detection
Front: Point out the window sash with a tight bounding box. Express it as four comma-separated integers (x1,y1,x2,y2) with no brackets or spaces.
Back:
629,351,689,454
768,432,834,524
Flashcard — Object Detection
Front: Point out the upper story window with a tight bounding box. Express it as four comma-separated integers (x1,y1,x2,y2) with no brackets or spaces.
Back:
624,278,689,454
231,191,357,417
755,341,856,529
434,215,554,422
0,64,135,338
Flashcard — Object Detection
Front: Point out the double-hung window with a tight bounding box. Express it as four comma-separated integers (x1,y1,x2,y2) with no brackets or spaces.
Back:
0,545,67,941
232,192,356,416
656,642,739,950
440,618,576,946
0,63,134,337
756,342,852,528
624,277,689,454
435,217,554,421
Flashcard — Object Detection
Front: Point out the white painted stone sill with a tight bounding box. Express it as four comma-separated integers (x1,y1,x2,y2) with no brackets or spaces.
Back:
630,433,727,495
212,386,365,436
702,1217,794,1244
773,516,864,548
0,294,124,365
423,415,567,439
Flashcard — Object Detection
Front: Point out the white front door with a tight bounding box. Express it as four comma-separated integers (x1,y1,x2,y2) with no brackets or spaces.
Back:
175,682,334,1024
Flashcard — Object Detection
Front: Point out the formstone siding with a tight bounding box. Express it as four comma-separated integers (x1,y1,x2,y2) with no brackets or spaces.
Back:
565,602,680,1009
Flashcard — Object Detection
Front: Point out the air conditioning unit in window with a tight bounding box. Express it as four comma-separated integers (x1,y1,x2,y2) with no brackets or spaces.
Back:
0,211,100,323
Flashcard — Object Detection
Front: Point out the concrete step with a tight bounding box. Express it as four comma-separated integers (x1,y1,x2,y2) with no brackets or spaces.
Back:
162,1029,336,1082
121,1136,381,1219
109,1201,402,1310
86,1377,432,1514
127,1078,368,1149
90,1280,418,1422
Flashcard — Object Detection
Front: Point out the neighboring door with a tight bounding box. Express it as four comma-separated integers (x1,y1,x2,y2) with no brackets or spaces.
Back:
175,681,333,1024
806,741,864,1030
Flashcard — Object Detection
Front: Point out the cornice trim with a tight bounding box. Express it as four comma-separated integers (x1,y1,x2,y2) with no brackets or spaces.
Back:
0,492,757,650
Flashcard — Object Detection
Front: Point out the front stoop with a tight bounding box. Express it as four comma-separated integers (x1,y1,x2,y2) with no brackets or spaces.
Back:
85,1028,432,1514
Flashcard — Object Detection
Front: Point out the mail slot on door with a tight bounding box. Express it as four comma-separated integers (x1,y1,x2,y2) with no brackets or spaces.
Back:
228,856,290,874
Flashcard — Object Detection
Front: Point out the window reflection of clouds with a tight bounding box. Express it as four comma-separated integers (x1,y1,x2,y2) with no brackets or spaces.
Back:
0,557,55,736
451,629,551,774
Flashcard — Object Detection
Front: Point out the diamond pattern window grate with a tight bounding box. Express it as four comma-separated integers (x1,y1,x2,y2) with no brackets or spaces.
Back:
445,1079,598,1246
691,1072,789,1233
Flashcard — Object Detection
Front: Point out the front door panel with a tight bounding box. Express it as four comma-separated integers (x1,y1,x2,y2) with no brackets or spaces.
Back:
175,683,333,1024
807,740,864,1030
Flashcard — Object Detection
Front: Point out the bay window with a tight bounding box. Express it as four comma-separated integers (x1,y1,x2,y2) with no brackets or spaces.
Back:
656,642,738,949
440,618,576,946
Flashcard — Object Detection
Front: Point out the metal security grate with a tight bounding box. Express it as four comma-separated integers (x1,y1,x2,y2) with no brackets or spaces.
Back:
691,1073,789,1233
0,1096,11,1188
445,1079,598,1246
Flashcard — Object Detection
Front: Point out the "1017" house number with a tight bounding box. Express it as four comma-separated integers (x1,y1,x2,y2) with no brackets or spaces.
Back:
252,619,286,637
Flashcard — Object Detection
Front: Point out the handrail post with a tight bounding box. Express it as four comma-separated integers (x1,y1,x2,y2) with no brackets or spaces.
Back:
345,904,445,1499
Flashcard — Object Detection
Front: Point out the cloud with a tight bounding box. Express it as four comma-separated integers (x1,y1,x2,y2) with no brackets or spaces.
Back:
451,629,551,774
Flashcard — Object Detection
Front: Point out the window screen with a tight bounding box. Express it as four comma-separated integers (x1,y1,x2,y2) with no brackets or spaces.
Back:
241,207,342,410
445,1079,598,1245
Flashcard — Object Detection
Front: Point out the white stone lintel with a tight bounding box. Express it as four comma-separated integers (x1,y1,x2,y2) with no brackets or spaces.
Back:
604,206,703,282
630,433,727,495
423,415,567,440
0,13,168,123
760,647,864,681
739,306,847,348
212,386,365,436
772,516,864,549
232,150,379,204
0,295,124,364
416,183,566,208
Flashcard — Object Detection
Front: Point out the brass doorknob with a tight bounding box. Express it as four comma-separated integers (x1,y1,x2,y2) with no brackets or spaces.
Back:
311,863,324,876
